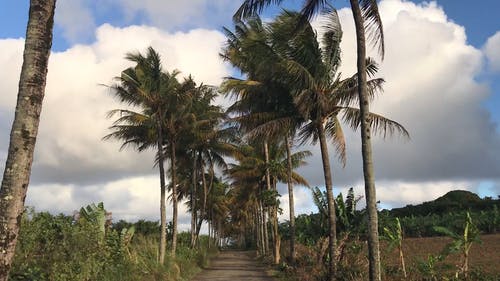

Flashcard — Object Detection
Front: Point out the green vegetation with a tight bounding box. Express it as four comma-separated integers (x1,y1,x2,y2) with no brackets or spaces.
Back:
382,218,407,278
278,189,500,281
2,1,499,281
379,191,500,237
9,205,216,281
390,190,499,218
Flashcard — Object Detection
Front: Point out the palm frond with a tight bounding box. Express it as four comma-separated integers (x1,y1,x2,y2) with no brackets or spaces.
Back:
299,0,328,22
234,0,284,21
325,116,347,166
320,7,342,69
341,107,410,139
360,0,385,59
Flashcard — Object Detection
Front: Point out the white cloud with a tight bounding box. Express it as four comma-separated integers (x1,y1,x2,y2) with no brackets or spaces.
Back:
484,31,500,72
278,186,315,222
0,24,232,185
26,175,193,230
1,0,499,222
296,0,500,189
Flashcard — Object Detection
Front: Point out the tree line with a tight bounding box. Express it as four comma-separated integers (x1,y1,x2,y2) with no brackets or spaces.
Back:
0,1,406,281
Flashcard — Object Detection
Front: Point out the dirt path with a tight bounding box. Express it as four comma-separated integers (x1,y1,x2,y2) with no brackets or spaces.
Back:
191,250,277,281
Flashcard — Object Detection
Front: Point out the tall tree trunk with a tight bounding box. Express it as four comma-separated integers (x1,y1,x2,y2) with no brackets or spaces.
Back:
273,178,281,265
284,135,296,264
265,141,281,264
262,201,269,255
190,152,197,248
317,124,337,281
349,1,381,280
158,119,167,264
263,141,271,257
264,140,272,197
255,207,261,255
201,160,208,221
194,158,207,245
171,141,178,257
0,1,56,279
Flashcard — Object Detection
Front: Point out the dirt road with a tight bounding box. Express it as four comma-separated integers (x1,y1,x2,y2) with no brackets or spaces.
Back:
191,250,277,281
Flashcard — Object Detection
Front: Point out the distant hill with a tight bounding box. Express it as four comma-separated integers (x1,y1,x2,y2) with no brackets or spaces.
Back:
389,190,499,217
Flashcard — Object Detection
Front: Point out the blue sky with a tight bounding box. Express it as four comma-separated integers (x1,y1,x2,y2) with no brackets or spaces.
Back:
0,0,499,221
2,1,499,49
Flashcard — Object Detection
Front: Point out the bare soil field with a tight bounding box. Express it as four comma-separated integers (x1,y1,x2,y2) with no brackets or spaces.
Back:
381,233,500,276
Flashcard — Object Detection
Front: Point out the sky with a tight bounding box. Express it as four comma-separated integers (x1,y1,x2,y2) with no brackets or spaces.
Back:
0,0,499,229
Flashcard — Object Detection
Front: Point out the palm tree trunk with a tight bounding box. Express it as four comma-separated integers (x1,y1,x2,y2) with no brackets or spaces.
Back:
190,152,197,248
264,140,276,261
284,135,296,264
349,1,381,280
317,124,337,281
272,176,281,264
0,1,56,279
201,160,208,221
194,158,207,243
171,141,178,257
255,206,261,255
262,142,271,256
158,121,168,264
263,203,269,255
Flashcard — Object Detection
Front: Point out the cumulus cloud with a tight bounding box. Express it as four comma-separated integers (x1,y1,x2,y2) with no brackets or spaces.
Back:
0,24,232,186
26,175,193,229
299,0,500,191
1,0,499,221
278,186,315,221
484,31,500,72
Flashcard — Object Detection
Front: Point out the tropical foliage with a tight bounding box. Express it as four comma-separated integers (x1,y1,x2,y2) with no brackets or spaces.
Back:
5,1,498,281
9,206,216,281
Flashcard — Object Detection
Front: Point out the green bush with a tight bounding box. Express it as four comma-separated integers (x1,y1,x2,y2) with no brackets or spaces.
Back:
9,206,216,281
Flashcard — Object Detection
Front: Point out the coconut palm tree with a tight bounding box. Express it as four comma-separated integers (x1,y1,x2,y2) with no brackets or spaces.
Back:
273,11,406,279
221,16,306,263
0,1,56,280
348,1,385,279
227,141,310,256
104,47,181,264
183,85,239,247
235,2,389,280
162,76,196,257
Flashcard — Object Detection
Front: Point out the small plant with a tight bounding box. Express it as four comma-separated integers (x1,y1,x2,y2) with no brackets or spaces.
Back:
382,217,407,278
433,211,481,278
416,254,446,281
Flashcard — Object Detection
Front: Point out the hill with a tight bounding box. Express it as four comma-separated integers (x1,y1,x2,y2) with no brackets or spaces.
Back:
389,190,499,217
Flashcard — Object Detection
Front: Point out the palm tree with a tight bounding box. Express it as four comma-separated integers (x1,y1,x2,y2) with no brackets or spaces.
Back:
104,47,179,264
227,141,310,255
181,83,238,247
221,17,306,263
276,11,407,279
235,2,388,280
162,76,195,257
0,1,56,280
348,1,385,279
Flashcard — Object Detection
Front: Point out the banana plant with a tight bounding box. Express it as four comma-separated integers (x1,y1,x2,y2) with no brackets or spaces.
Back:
120,226,135,257
433,211,481,278
382,217,406,278
79,202,107,238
